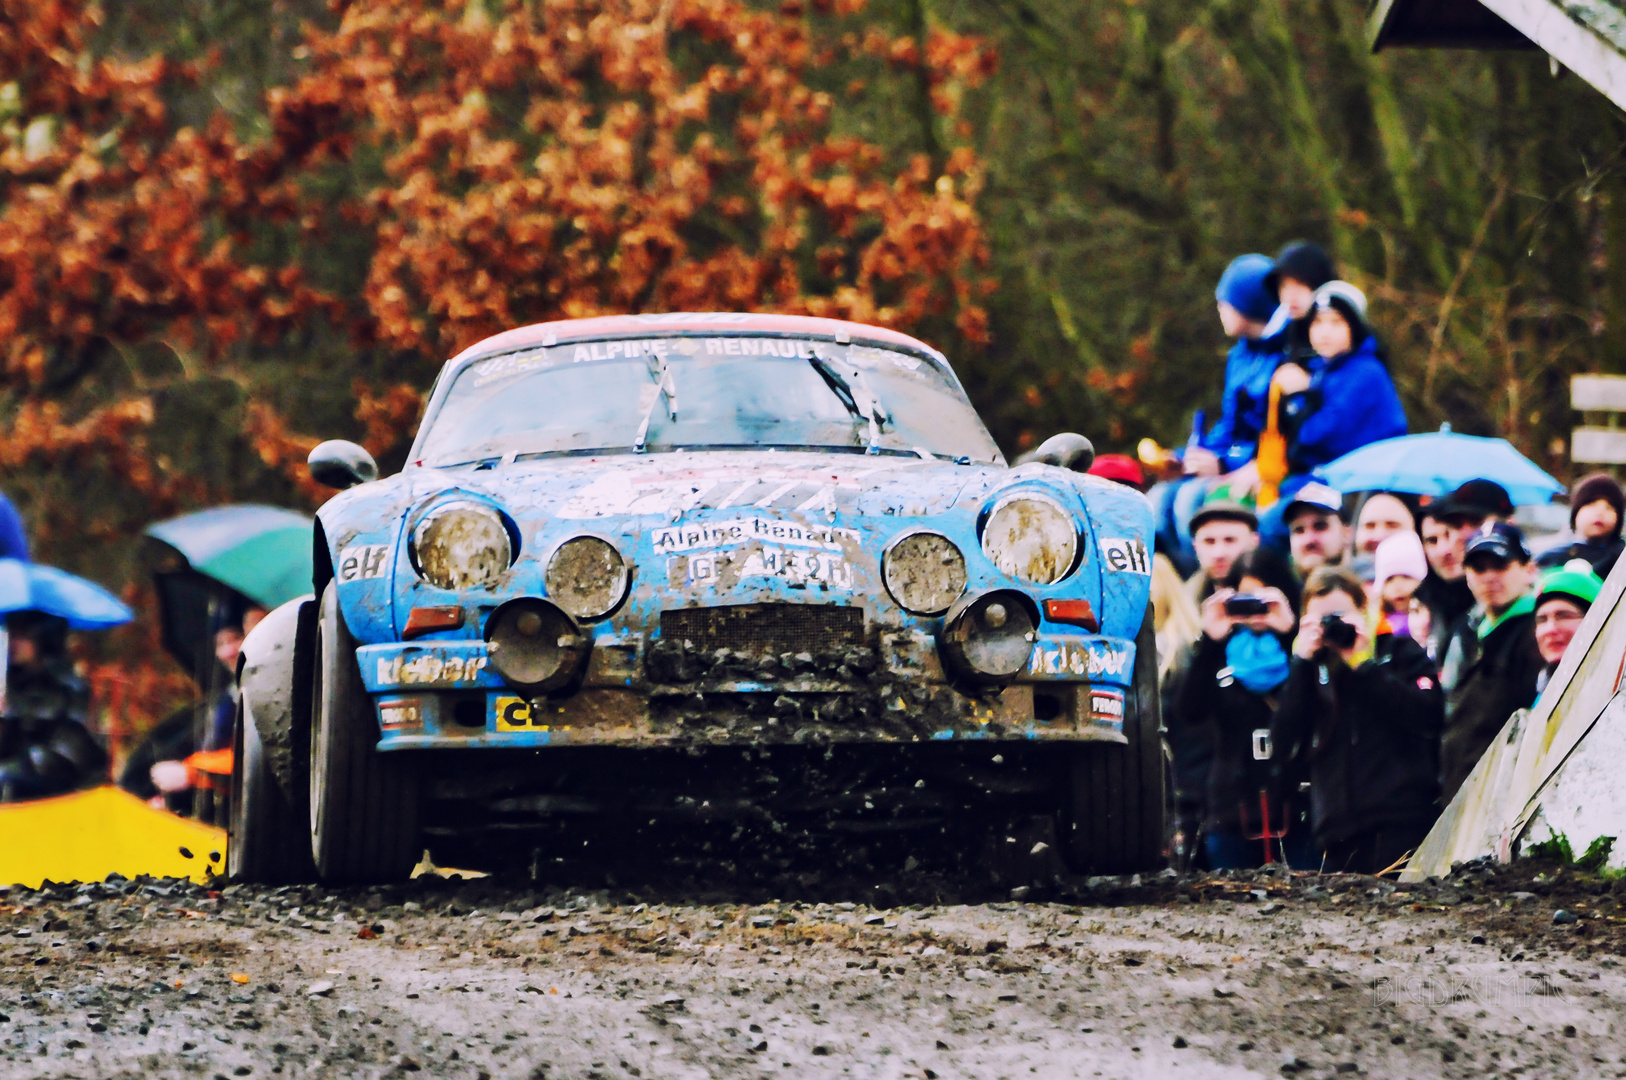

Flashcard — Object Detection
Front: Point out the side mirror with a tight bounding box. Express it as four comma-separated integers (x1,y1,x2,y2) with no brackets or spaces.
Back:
1032,432,1095,473
308,440,379,490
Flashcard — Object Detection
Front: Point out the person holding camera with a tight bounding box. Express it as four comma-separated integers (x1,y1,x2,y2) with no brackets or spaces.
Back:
1272,567,1444,875
1163,499,1261,867
1173,548,1305,869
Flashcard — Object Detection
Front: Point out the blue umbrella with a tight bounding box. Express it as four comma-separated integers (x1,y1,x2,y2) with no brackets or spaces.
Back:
0,559,133,630
1316,428,1564,506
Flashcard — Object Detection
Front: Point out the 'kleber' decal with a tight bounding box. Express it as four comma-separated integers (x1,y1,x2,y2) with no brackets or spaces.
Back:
377,654,487,686
1028,642,1131,679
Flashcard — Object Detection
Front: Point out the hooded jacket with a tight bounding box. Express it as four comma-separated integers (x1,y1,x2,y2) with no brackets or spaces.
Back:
1173,631,1293,834
1280,336,1407,475
1440,596,1544,803
1272,633,1443,846
1199,336,1286,473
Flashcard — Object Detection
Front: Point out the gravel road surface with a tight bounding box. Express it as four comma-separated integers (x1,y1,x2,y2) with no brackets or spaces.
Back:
4,857,1626,1079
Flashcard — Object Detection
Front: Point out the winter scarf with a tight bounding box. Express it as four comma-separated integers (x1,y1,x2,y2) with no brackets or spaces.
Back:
1225,629,1291,694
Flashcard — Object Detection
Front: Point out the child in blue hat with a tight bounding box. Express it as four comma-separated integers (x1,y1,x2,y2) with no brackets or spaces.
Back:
1184,254,1286,480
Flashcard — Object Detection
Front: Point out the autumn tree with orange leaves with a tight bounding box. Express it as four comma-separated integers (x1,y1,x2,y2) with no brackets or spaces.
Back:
0,0,995,727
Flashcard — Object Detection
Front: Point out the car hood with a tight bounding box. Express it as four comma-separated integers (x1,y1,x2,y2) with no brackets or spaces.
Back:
447,451,997,520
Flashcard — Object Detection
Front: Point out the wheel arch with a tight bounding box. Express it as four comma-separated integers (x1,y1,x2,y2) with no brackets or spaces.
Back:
238,594,317,797
312,516,336,599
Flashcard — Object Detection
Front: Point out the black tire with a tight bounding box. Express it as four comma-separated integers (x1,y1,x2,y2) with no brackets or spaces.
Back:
1060,603,1168,873
309,582,420,884
228,693,316,883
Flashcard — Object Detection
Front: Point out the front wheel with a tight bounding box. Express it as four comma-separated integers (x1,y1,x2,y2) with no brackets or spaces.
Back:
309,582,420,884
1059,603,1168,873
228,693,316,883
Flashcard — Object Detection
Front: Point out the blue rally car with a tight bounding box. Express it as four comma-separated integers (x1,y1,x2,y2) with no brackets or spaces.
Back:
229,313,1164,884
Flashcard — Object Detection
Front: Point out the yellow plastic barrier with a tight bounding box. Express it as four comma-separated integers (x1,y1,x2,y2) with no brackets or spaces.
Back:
0,785,228,888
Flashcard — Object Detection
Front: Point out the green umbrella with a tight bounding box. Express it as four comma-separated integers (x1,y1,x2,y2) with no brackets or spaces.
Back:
144,505,315,678
145,505,314,609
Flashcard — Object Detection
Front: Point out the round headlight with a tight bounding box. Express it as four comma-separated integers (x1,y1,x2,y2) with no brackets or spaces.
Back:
941,590,1038,687
412,501,512,591
883,532,966,615
486,598,589,691
545,536,629,621
981,493,1079,584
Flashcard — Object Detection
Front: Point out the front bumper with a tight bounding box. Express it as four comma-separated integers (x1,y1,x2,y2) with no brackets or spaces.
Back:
357,628,1135,750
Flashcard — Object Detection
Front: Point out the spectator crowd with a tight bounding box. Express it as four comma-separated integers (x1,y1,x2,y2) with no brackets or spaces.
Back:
1088,242,1619,876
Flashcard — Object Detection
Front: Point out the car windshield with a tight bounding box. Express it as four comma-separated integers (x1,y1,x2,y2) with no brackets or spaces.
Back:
417,335,1003,466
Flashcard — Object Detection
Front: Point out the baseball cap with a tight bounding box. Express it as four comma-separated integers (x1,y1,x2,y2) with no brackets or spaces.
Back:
1463,521,1531,567
1190,500,1258,534
1283,482,1345,524
1086,454,1145,489
1536,559,1604,614
1433,478,1515,523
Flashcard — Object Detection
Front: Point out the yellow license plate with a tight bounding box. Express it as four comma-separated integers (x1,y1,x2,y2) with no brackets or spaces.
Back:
495,696,539,731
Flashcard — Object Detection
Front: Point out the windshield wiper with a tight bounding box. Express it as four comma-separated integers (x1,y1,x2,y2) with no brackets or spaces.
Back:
633,353,678,453
809,353,891,454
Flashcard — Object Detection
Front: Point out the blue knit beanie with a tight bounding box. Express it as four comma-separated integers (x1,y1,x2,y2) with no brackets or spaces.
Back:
1215,254,1278,323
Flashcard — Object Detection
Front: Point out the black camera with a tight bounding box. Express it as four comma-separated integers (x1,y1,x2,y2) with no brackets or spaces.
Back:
1320,613,1358,650
1224,593,1270,617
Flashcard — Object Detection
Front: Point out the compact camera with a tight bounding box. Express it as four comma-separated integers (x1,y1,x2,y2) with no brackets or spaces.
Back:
1320,613,1358,650
1223,593,1271,617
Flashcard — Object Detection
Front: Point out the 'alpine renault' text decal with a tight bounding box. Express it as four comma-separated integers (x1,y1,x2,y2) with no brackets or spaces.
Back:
651,516,861,555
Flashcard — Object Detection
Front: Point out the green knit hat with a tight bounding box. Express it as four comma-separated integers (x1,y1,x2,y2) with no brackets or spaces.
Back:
1536,559,1604,614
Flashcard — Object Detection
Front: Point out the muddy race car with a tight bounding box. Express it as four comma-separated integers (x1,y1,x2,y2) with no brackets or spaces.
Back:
229,313,1164,885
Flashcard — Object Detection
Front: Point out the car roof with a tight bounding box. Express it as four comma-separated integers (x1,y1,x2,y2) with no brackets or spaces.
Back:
409,312,972,467
447,312,947,365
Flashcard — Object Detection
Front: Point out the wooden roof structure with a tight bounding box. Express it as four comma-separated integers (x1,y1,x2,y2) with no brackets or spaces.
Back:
1369,0,1626,109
